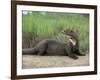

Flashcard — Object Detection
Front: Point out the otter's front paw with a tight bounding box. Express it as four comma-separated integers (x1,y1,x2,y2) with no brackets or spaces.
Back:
79,53,86,56
72,56,78,60
69,54,78,60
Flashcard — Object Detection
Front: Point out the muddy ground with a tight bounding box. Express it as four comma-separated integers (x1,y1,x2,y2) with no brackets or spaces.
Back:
22,54,89,69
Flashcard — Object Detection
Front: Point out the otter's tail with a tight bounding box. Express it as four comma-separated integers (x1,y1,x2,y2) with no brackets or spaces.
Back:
22,47,37,55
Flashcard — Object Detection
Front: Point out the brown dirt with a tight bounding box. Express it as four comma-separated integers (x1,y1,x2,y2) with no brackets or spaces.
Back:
22,54,89,69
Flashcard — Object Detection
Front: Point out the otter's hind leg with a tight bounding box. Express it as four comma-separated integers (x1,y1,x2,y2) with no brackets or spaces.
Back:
37,46,47,56
37,50,45,56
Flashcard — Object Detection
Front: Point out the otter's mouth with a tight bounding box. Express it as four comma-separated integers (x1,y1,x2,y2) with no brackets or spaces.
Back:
66,35,71,39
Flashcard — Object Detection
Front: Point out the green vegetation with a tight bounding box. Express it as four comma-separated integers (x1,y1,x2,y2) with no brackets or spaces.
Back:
22,11,89,52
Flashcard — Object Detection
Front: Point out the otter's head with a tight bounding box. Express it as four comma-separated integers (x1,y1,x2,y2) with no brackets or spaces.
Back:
61,29,79,46
62,29,78,39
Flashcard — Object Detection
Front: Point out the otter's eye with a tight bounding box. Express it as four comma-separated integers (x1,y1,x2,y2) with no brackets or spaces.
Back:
71,30,73,32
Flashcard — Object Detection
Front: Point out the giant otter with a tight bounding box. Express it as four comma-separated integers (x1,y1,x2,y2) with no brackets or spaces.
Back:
22,29,85,59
